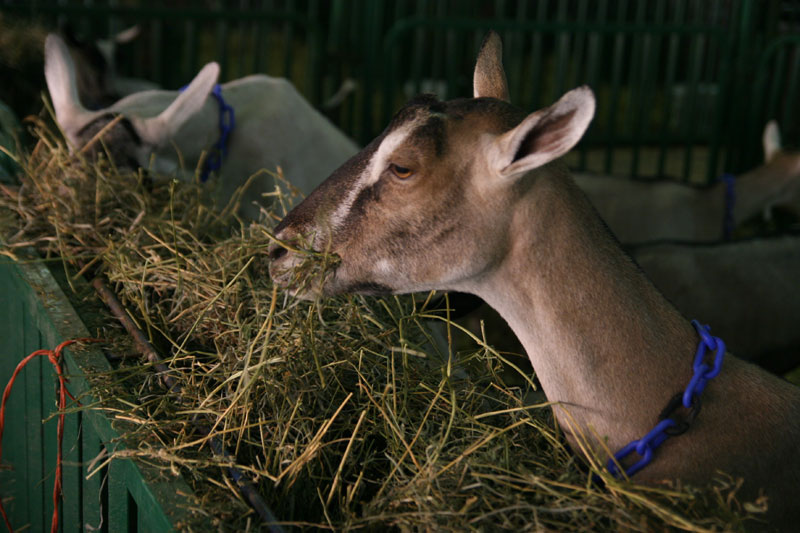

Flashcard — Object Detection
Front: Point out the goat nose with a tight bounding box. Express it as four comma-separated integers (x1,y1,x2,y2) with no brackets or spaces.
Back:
268,241,287,262
268,227,295,262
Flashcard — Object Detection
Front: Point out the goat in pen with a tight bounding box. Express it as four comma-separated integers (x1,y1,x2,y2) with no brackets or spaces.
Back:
269,32,800,531
44,33,358,220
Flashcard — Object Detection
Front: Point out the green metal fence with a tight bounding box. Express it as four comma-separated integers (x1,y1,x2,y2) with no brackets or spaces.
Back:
2,0,798,182
0,253,206,532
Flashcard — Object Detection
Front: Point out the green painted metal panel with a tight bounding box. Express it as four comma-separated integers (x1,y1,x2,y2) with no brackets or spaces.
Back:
108,459,132,532
23,310,46,532
61,408,82,533
81,424,104,530
0,268,29,525
0,254,207,531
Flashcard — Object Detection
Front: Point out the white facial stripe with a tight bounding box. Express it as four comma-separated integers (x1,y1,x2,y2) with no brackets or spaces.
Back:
328,121,417,230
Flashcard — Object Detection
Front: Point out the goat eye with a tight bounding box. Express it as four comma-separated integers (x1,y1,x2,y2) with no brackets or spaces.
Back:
390,163,414,179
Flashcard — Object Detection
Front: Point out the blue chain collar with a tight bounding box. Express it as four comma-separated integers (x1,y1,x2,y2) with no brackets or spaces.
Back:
607,320,726,479
720,173,736,240
178,83,235,183
200,84,235,183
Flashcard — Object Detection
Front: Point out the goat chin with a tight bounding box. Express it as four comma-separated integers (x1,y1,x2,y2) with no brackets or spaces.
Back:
270,268,335,301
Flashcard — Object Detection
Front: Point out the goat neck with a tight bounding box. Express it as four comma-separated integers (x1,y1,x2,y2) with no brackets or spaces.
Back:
470,165,697,452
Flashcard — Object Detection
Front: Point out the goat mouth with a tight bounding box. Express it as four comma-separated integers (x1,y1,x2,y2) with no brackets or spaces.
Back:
269,258,337,300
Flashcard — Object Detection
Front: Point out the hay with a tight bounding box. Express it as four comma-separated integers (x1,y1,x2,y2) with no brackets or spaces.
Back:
0,118,759,532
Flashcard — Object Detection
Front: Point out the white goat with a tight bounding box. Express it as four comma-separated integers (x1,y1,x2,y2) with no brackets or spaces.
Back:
44,34,358,220
632,234,800,375
574,123,800,244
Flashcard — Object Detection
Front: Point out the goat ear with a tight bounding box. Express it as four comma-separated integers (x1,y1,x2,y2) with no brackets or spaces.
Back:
763,120,781,162
95,26,141,66
44,33,99,137
133,62,219,147
493,86,595,179
114,25,141,44
473,31,510,102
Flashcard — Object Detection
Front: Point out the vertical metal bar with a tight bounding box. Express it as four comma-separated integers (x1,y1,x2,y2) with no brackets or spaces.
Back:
581,0,608,170
347,0,364,135
444,19,459,104
108,0,121,45
781,45,800,128
41,329,58,530
733,0,757,173
361,0,383,141
81,425,103,531
0,276,28,524
62,407,82,532
430,0,447,98
282,1,297,80
705,0,728,182
151,18,164,85
215,1,229,81
185,18,198,83
648,0,667,170
395,0,407,22
381,15,400,126
749,57,771,167
682,3,706,182
657,0,685,179
24,316,45,532
509,0,528,102
307,0,323,105
108,459,131,531
410,1,427,97
326,0,346,129
766,47,788,126
527,0,548,110
234,0,249,80
554,0,569,99
604,0,628,174
253,16,266,74
628,0,648,177
571,0,589,88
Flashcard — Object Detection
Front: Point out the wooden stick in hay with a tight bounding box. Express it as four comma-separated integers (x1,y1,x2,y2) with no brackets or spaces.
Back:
92,277,284,532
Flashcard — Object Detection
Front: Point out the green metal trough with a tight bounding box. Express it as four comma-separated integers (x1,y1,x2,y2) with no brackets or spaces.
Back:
0,254,205,532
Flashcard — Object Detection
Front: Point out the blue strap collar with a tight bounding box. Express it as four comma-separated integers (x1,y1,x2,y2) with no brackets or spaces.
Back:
720,173,736,240
607,320,726,479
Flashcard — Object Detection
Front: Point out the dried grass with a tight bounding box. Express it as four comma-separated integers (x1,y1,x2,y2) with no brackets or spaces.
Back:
0,119,760,532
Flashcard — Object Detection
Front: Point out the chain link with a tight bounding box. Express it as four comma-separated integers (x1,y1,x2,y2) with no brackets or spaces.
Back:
607,320,725,479
200,84,236,182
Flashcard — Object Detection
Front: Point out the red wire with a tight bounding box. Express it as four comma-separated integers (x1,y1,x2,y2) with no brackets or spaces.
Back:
0,338,101,533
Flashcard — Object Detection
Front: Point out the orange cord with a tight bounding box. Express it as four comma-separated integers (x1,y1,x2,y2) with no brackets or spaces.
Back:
0,338,101,533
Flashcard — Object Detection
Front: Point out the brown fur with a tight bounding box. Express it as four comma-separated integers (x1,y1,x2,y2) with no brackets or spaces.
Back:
473,32,510,102
270,31,800,530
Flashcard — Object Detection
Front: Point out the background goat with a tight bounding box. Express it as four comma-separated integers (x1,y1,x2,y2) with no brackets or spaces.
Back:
575,122,800,244
44,33,358,220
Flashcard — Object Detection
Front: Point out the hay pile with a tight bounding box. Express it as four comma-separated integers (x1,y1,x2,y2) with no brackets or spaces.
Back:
0,118,759,531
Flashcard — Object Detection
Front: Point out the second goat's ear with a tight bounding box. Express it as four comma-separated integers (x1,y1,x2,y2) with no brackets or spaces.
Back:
473,31,510,102
132,62,220,147
44,33,100,140
763,120,781,162
493,86,596,180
